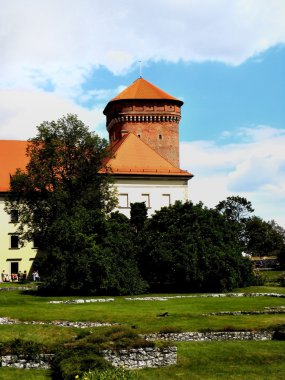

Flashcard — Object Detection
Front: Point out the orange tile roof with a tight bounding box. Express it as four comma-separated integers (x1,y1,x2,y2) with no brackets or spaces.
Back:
0,135,192,193
101,133,192,177
104,77,183,114
0,141,28,192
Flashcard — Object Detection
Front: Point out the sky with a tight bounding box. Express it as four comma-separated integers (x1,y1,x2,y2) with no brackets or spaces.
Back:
0,0,285,226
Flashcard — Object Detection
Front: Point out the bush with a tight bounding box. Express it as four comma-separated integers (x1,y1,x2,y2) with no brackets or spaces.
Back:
272,325,285,341
50,327,152,379
51,348,110,380
0,338,46,360
103,326,154,351
80,367,141,380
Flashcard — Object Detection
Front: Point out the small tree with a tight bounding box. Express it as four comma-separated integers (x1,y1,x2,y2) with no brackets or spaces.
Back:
245,216,285,258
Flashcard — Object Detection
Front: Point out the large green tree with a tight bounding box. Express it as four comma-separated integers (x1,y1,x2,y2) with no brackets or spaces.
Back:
5,114,122,294
137,201,254,292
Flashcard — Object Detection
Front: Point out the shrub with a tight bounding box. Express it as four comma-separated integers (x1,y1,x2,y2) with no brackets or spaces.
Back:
80,367,141,380
51,348,110,380
0,338,46,360
50,327,152,379
101,326,153,351
272,325,285,341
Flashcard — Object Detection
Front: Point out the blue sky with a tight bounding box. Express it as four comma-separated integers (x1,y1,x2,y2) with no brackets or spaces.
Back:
0,0,285,226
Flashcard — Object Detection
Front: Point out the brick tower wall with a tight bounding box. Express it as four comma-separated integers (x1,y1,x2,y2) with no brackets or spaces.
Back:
106,101,181,168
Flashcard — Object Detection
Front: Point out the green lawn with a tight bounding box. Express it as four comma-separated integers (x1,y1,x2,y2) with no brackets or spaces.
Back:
0,284,285,379
1,342,284,380
0,368,50,380
139,341,285,379
1,288,285,334
260,270,285,287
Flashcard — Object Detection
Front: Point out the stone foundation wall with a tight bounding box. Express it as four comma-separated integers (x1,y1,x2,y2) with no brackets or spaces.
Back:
0,331,276,370
102,347,177,369
1,348,177,370
1,354,53,369
144,331,274,342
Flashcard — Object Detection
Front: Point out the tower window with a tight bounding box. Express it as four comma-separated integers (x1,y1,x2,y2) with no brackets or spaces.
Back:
159,134,162,140
137,134,141,138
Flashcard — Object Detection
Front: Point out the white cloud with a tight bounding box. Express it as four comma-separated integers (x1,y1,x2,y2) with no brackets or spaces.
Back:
1,0,284,141
77,85,127,105
181,125,285,227
0,90,107,140
0,0,285,94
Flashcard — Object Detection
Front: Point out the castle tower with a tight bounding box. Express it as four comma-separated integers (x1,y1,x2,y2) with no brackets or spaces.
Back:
103,77,183,168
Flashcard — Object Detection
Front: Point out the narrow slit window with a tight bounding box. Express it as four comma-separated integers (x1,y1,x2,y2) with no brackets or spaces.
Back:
141,194,150,208
119,194,129,208
162,194,171,207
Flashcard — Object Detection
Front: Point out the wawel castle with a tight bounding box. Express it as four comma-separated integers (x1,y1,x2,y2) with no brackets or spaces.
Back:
0,78,193,278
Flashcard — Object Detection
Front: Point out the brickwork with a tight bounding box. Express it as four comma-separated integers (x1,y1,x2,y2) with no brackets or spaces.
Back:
105,99,182,168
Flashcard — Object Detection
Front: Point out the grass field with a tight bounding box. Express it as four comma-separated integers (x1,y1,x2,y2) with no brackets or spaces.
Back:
0,273,284,379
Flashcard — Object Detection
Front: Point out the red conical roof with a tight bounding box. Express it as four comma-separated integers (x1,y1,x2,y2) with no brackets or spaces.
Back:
104,77,183,114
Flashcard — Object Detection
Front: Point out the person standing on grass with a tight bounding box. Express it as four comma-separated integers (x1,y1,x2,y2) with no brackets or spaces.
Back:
35,271,40,282
1,270,4,282
22,270,27,282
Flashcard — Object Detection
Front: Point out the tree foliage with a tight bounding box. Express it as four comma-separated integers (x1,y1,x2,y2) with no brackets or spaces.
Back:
216,196,254,223
245,217,285,261
130,202,148,233
5,119,263,293
137,201,254,292
6,114,117,247
6,115,148,295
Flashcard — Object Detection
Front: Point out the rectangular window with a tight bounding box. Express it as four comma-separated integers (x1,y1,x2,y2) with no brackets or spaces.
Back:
33,236,40,249
118,193,129,208
10,235,19,249
141,194,150,208
10,210,19,223
162,194,171,207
